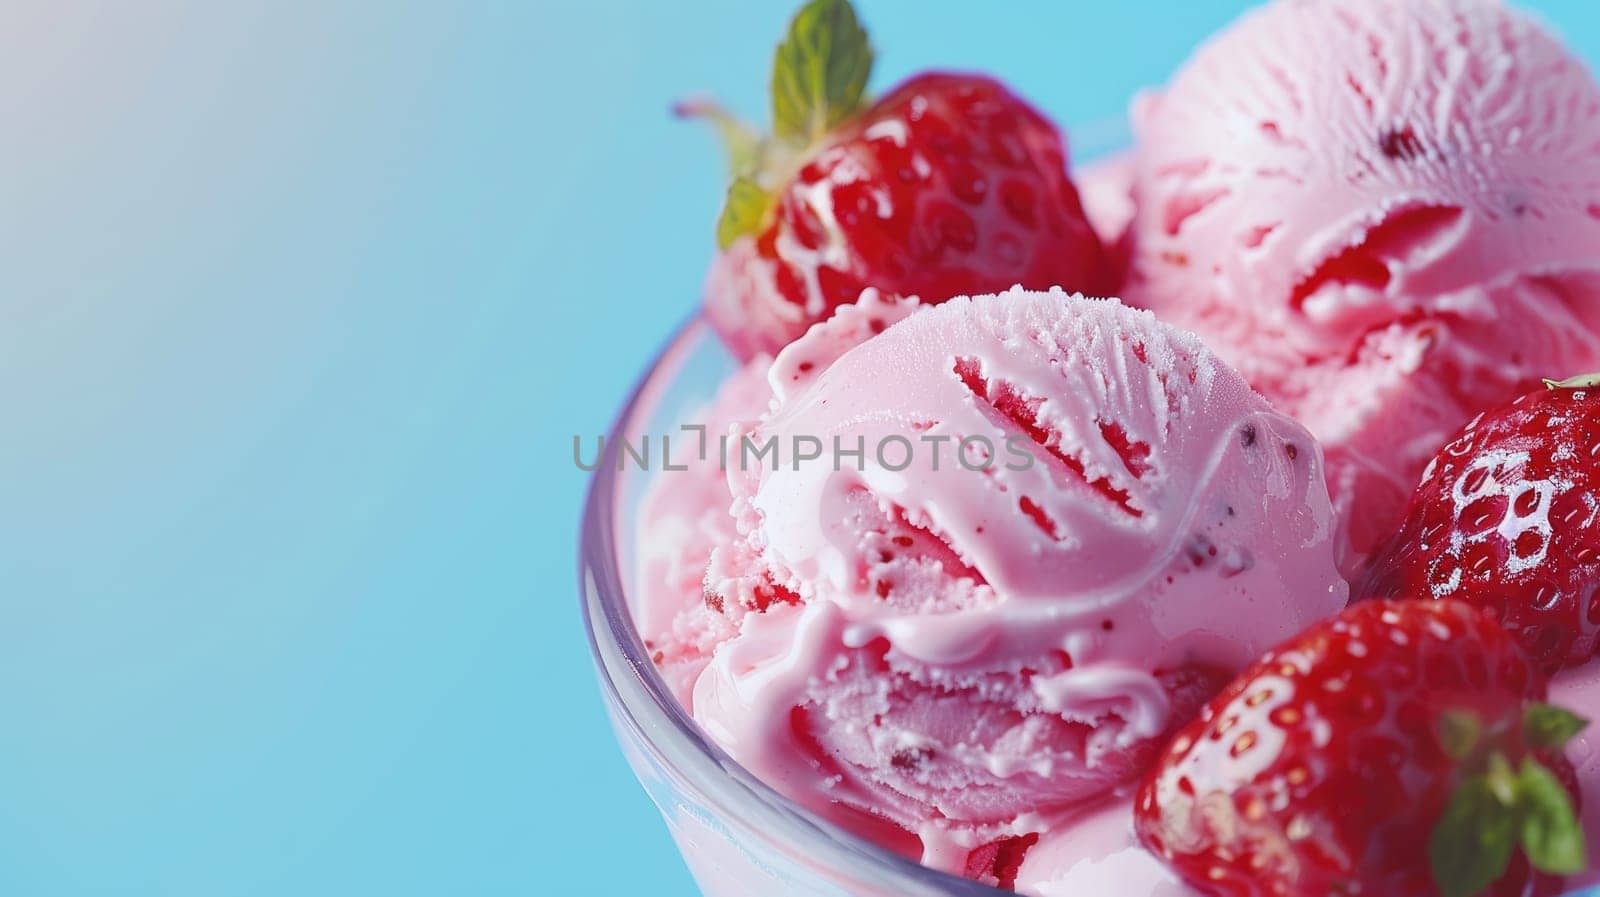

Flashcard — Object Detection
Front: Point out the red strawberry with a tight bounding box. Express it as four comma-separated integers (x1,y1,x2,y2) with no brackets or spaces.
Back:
1360,375,1600,676
1135,600,1589,897
687,0,1110,360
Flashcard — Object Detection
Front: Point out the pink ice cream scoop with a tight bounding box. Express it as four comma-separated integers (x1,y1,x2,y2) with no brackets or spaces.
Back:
1125,0,1600,568
683,288,1346,883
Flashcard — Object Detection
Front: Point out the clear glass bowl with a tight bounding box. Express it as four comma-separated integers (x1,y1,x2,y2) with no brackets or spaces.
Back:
578,318,1600,897
579,318,1004,897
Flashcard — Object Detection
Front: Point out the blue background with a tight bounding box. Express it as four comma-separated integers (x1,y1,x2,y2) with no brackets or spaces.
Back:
4,1,1598,895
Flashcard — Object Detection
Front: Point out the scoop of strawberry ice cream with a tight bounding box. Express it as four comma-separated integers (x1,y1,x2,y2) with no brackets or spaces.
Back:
1125,0,1600,568
689,287,1347,879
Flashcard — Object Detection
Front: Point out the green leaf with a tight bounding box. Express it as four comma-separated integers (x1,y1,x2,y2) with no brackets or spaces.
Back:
770,0,873,145
716,177,772,250
1440,710,1483,760
1518,758,1587,875
1523,703,1590,751
1431,775,1518,897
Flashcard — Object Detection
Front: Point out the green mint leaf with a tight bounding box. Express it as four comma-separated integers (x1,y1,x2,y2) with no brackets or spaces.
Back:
1431,774,1518,897
716,177,772,250
770,0,873,145
1440,710,1483,760
1518,758,1587,875
1524,703,1590,750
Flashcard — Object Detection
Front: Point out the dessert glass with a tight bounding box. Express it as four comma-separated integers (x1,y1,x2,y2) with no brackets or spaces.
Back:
579,99,1600,890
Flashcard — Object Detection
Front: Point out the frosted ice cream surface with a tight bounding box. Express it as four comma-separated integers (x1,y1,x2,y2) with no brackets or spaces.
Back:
1125,0,1600,567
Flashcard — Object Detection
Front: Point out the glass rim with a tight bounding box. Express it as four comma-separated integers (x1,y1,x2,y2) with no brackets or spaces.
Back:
578,315,1005,896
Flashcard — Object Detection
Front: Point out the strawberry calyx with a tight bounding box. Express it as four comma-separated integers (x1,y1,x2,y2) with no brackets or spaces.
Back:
1429,703,1590,897
1525,703,1590,750
672,98,763,180
1542,372,1600,390
680,0,876,249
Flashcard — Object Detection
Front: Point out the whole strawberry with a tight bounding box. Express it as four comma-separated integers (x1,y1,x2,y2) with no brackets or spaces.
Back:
688,0,1110,360
1135,600,1588,897
1361,375,1600,676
